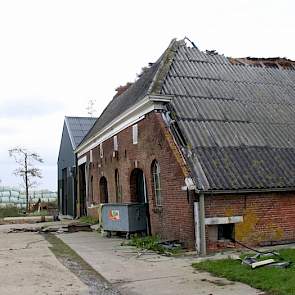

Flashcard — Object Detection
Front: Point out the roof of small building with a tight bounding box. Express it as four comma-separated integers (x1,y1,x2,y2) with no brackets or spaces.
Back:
65,116,97,149
79,39,295,192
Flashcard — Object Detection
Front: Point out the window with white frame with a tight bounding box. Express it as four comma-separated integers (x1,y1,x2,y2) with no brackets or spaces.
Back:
132,124,138,144
114,135,118,151
152,160,162,206
100,143,103,158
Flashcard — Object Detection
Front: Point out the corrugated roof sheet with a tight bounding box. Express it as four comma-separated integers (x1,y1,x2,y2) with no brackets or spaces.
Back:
77,38,295,192
65,117,97,149
162,43,295,191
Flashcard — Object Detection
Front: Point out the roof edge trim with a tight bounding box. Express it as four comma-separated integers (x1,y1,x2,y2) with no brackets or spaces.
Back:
64,117,76,149
148,38,181,95
75,95,172,157
201,187,295,195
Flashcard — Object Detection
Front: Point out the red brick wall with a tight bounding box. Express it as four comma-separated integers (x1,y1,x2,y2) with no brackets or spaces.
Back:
79,112,195,248
205,193,295,252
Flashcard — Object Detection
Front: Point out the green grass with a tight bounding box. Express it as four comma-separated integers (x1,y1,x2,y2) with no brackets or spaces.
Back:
0,206,22,218
0,207,51,219
125,234,181,255
78,216,99,225
193,248,295,295
28,210,49,216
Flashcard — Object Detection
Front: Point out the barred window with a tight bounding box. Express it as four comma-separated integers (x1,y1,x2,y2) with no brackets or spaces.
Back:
115,169,122,203
152,160,162,206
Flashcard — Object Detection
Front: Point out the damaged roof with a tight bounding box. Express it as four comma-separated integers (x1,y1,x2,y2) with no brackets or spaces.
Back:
81,59,163,143
162,41,295,192
79,39,295,192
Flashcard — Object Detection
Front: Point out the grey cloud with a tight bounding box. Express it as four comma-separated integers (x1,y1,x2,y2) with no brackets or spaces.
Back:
0,97,65,119
0,125,19,134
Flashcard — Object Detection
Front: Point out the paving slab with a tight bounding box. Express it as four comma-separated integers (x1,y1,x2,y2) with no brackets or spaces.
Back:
0,226,89,295
59,232,261,295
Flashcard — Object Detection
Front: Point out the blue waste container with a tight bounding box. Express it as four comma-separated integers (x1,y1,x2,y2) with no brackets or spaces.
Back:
101,203,147,237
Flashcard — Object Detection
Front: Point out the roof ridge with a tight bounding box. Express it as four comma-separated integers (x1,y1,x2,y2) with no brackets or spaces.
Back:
65,116,98,119
77,39,184,148
64,117,76,149
148,39,183,95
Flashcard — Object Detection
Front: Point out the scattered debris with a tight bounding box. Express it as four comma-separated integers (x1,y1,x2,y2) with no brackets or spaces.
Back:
67,223,92,233
241,252,291,269
251,259,276,269
159,240,183,251
8,222,92,234
3,215,54,224
42,225,67,233
8,227,42,233
231,238,292,269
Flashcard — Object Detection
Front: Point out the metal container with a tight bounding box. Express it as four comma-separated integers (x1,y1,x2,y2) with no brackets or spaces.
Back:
101,203,147,236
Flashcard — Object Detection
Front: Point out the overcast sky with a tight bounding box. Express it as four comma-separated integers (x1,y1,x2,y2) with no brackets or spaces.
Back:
0,0,294,191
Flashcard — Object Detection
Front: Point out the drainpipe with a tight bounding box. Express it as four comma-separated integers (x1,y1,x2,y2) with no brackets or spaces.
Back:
193,202,201,254
193,192,206,256
76,165,80,217
199,192,206,256
85,163,89,211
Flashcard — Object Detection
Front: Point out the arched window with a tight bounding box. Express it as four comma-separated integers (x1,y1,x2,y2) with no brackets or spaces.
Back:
99,176,108,203
151,160,161,206
115,169,122,203
130,168,146,203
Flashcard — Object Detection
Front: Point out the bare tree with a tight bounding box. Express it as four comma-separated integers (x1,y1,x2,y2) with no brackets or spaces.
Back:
86,99,97,117
9,147,43,211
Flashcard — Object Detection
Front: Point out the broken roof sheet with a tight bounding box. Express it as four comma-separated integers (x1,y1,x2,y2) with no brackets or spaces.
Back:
81,59,163,144
78,38,295,192
162,42,295,191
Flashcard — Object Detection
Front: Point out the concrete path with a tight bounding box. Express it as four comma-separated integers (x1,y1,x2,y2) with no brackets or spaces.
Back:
59,232,261,295
0,225,89,295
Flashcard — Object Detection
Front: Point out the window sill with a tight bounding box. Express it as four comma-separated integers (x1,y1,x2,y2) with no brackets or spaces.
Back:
152,206,163,214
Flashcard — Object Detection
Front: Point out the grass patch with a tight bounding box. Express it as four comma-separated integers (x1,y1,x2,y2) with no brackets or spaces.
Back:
43,233,110,288
0,207,51,219
193,248,295,295
0,206,22,218
28,210,49,217
78,216,99,225
125,234,181,255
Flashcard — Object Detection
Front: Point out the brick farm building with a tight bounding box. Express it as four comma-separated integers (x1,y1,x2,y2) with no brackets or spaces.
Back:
72,39,295,254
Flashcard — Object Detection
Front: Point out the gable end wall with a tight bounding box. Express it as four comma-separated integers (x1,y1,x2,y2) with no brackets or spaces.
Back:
78,111,195,248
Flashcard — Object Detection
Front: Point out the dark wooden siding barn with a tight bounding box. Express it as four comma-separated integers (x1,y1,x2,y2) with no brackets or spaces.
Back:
58,116,96,217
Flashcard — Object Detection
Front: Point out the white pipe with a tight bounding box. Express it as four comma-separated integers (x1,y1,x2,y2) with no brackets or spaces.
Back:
199,193,206,256
194,202,201,254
